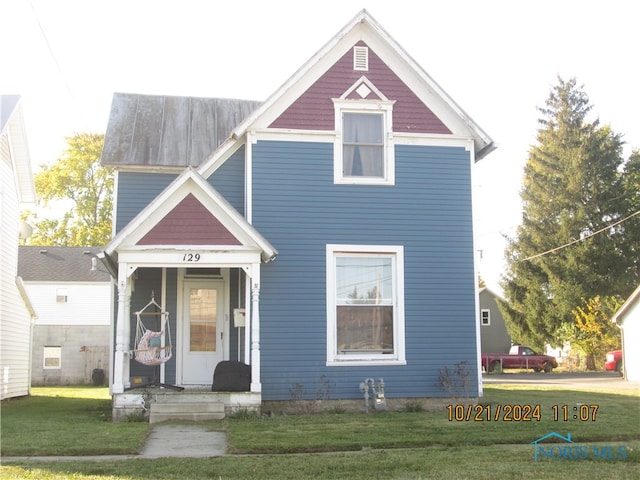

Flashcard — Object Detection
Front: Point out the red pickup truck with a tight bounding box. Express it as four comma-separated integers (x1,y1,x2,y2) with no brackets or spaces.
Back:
482,346,558,373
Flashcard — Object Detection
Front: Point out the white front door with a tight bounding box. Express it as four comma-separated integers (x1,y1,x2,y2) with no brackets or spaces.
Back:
181,280,225,385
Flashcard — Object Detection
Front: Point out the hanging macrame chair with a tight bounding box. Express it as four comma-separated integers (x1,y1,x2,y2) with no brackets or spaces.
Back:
133,295,173,366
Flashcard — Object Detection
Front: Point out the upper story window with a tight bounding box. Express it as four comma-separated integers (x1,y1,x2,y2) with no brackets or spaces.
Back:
56,288,68,303
481,309,490,326
333,99,395,185
343,112,384,177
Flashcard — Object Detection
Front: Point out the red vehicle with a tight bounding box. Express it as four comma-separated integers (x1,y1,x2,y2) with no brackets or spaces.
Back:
605,350,623,376
482,345,558,373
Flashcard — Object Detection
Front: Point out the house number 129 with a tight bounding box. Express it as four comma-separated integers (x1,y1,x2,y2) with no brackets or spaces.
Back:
182,253,201,262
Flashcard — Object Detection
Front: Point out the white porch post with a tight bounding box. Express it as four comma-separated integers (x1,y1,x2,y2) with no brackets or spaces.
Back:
112,265,131,394
250,264,261,393
111,265,128,393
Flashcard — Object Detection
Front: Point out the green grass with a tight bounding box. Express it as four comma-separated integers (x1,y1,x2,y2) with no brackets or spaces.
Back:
225,385,640,454
0,387,148,456
1,385,639,479
2,443,640,479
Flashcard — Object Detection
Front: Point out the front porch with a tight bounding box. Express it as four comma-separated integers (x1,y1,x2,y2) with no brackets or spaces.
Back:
113,387,261,423
99,169,279,422
104,262,265,422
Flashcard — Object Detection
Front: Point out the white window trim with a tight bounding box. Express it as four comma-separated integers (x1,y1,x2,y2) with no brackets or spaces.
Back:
481,309,491,326
43,346,62,369
333,100,395,186
326,244,406,366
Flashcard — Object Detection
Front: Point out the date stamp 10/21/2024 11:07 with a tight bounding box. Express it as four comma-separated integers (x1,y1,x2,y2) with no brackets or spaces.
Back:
446,404,600,422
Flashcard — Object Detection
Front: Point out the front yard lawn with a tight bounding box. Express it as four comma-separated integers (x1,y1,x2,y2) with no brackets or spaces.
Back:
1,385,638,479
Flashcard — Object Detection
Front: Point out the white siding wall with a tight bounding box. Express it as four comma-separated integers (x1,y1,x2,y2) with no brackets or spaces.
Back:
622,301,640,382
28,282,112,325
0,135,32,400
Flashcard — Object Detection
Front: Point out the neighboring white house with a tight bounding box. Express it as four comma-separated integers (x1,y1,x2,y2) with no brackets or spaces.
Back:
18,246,113,385
611,285,640,382
0,95,37,400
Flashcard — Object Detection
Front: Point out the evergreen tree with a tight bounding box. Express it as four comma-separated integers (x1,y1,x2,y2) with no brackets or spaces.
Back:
499,78,635,350
620,149,640,278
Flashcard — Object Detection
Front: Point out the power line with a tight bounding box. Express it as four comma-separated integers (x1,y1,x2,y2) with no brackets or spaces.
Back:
29,0,75,101
519,209,640,263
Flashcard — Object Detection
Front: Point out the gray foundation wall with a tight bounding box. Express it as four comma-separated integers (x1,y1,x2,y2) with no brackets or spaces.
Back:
31,325,110,385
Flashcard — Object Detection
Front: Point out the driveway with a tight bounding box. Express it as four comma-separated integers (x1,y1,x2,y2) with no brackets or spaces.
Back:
482,371,640,392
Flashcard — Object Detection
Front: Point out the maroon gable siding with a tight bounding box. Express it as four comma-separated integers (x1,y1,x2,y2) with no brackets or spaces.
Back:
137,193,241,246
269,41,451,134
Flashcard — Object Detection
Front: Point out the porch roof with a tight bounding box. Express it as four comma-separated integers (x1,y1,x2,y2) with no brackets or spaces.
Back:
100,168,277,276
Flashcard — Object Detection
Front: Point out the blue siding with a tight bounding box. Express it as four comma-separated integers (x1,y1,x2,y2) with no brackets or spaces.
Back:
228,268,247,362
209,146,246,215
128,268,178,385
252,141,478,400
116,147,245,235
116,172,177,232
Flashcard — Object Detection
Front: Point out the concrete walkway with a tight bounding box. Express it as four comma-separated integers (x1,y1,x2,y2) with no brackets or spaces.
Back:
1,425,227,463
140,424,227,458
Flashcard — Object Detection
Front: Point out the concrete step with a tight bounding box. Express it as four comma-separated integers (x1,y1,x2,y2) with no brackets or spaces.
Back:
152,392,225,403
149,401,225,424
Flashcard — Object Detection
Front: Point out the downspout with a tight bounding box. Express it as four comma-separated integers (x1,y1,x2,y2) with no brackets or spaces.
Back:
245,132,260,391
97,252,118,394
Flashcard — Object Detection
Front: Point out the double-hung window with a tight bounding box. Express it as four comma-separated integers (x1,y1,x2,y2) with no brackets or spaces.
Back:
333,100,395,185
326,245,405,365
43,346,62,369
343,113,384,177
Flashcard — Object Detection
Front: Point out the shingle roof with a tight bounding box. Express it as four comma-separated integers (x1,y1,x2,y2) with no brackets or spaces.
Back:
18,246,112,282
101,93,262,168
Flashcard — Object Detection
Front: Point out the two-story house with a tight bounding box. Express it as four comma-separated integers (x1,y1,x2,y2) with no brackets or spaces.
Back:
1,95,37,400
100,10,495,420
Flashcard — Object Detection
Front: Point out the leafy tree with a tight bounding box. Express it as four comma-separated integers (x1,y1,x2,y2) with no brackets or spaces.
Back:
27,133,112,246
565,295,622,370
499,78,636,350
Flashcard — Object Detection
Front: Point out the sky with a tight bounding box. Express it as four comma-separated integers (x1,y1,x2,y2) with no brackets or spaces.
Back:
2,0,639,293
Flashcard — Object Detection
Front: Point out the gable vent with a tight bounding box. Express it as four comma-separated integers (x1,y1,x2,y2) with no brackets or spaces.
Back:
353,46,369,71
